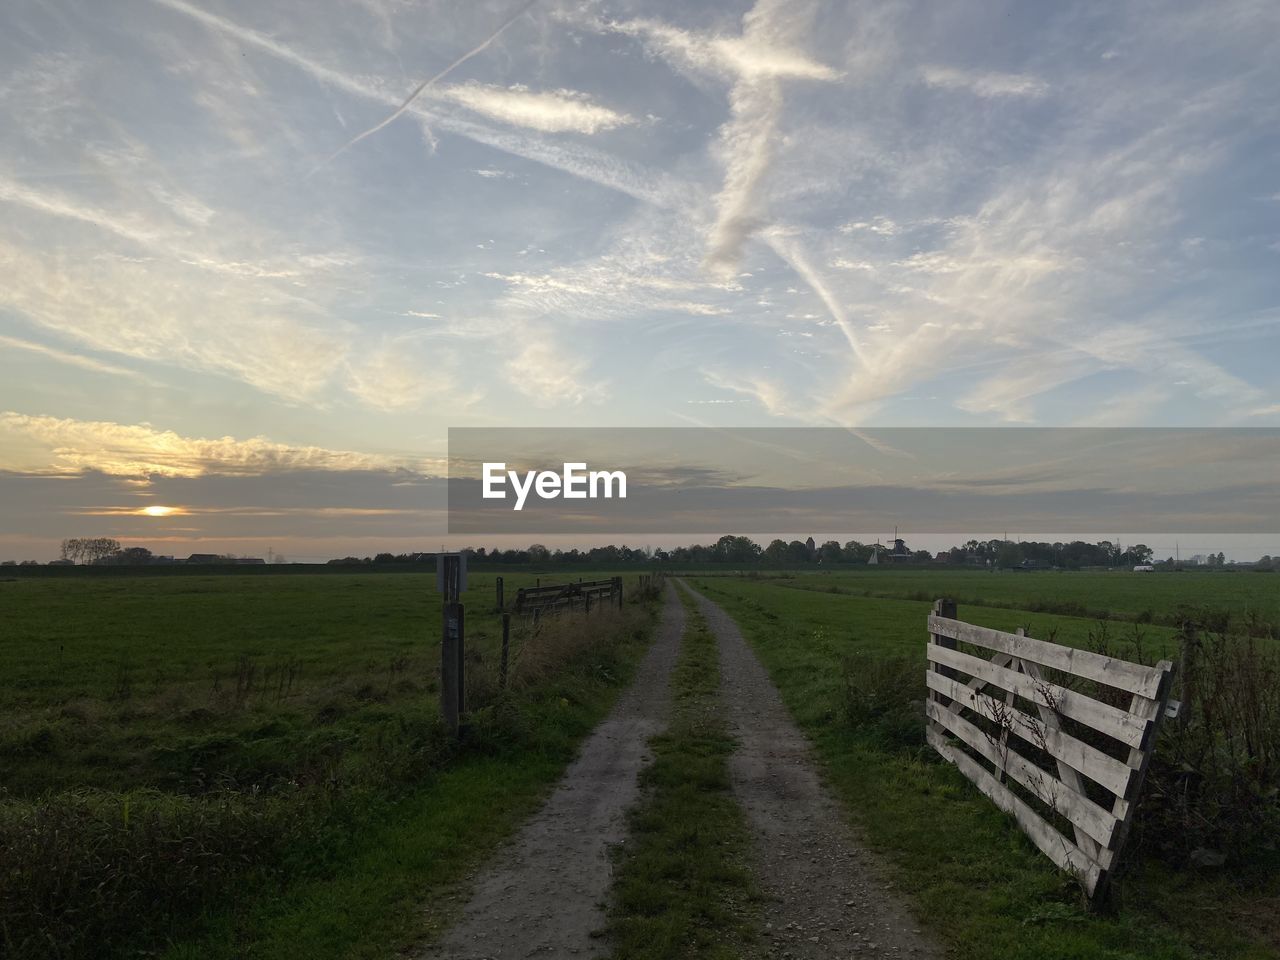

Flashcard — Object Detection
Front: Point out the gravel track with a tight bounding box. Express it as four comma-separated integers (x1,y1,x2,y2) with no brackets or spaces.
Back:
682,581,944,960
418,585,685,959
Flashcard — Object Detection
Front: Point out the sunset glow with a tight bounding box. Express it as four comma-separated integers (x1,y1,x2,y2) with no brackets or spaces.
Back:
139,505,182,518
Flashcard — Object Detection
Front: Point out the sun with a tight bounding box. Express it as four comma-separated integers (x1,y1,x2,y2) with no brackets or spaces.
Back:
139,505,181,518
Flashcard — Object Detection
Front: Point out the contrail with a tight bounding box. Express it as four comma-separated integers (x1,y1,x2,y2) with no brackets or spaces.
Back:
310,0,539,176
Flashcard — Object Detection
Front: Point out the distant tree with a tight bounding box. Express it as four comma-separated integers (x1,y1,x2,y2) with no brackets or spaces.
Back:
373,553,396,563
115,546,153,565
842,540,872,563
817,540,843,564
62,537,121,564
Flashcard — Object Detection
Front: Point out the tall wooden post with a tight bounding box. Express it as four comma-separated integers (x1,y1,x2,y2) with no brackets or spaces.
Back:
929,598,958,708
495,576,504,612
1178,620,1199,729
437,553,467,738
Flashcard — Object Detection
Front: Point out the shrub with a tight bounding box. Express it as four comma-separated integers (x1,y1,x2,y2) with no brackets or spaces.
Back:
1139,631,1280,868
840,652,926,750
0,788,310,960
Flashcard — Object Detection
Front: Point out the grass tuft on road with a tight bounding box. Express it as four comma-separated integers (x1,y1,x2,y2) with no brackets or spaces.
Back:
606,586,758,960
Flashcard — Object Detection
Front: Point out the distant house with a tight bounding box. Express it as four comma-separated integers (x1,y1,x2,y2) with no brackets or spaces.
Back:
234,558,266,565
1017,559,1050,571
185,554,222,564
47,558,74,566
1133,564,1155,572
935,552,950,563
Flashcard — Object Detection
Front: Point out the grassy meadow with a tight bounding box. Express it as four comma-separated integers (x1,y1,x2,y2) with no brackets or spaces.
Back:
0,570,660,960
687,569,1279,960
2,565,1275,959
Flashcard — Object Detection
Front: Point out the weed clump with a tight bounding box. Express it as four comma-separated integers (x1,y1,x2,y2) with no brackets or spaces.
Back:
840,652,925,750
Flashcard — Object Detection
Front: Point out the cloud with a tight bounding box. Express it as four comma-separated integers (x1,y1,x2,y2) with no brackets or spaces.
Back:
147,0,688,208
437,83,634,134
0,411,437,478
583,1,839,277
504,339,605,406
922,66,1049,98
0,334,149,381
0,235,351,400
342,336,482,412
700,368,805,419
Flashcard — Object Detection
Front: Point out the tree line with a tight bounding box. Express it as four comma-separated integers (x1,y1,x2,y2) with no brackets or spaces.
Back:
333,535,1172,570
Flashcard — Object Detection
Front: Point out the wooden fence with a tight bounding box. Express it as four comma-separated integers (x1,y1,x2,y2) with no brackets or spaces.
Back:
513,577,622,616
924,599,1177,905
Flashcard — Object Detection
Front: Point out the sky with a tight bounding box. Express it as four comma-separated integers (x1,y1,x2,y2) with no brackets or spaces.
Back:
1,0,1278,560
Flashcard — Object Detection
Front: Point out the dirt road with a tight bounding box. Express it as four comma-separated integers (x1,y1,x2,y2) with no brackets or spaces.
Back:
683,582,943,960
419,584,685,959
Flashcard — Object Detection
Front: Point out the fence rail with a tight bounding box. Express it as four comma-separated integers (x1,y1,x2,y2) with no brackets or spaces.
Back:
924,599,1176,905
513,577,622,615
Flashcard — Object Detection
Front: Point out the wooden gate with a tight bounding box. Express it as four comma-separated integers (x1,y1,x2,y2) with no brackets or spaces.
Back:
924,599,1177,904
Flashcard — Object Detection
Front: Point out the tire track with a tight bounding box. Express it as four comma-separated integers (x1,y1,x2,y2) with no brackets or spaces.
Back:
682,580,943,960
419,584,685,959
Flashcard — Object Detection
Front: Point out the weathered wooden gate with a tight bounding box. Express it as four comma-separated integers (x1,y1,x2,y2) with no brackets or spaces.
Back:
924,599,1177,904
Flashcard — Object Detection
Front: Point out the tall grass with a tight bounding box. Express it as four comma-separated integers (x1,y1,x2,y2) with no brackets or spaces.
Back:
1141,631,1280,867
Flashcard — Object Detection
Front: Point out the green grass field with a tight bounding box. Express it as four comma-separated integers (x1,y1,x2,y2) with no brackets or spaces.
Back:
2,567,1275,959
0,570,658,960
686,572,1279,960
706,567,1280,630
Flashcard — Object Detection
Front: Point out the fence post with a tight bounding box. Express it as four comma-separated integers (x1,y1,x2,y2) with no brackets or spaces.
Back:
441,601,462,736
1178,620,1199,728
585,590,592,615
500,612,511,691
496,576,504,612
615,576,623,609
929,598,958,710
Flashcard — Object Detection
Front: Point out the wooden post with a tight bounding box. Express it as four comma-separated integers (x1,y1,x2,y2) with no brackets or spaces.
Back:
438,553,466,738
1178,620,1199,729
585,590,592,615
929,598,958,710
1092,659,1176,907
496,576,504,612
441,601,462,736
500,612,511,691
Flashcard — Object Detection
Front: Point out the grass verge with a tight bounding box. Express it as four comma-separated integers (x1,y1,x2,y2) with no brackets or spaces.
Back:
605,586,758,960
689,576,1279,960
